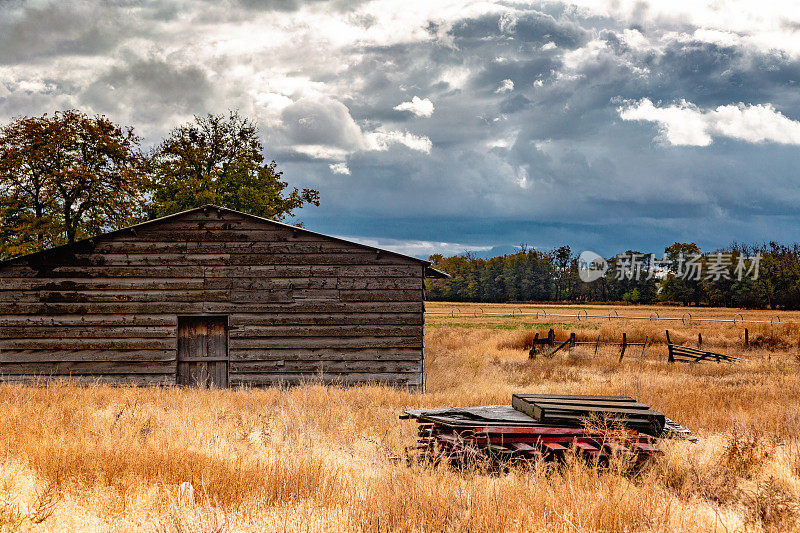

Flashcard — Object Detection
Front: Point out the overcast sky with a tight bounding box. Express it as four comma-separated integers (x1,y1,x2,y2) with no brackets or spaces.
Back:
2,0,800,258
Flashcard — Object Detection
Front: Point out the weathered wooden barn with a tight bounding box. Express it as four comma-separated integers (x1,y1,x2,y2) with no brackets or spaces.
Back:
0,205,446,389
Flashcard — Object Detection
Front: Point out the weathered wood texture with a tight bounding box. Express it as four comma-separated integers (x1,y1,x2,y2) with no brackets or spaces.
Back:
0,208,426,388
177,316,228,388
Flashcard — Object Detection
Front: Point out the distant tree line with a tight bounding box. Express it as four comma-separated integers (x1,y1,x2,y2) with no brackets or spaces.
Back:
426,242,800,310
0,110,319,260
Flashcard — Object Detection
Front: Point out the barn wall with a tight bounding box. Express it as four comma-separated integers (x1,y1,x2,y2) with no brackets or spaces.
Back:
0,209,425,388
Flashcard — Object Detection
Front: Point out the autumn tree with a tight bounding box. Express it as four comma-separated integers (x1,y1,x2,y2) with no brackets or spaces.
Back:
146,111,320,221
0,111,147,258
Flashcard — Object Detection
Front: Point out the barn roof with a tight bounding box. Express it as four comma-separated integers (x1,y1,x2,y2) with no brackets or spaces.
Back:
0,205,450,278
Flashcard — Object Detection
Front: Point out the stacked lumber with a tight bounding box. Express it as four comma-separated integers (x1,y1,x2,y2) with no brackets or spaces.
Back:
400,394,690,465
511,394,666,436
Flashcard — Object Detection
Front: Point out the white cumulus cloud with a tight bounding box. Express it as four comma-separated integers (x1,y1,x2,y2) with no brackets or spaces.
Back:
393,96,434,117
618,98,800,146
329,162,351,175
365,129,433,153
495,79,514,93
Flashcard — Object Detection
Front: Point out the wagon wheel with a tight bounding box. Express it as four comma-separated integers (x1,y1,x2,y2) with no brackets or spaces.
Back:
577,309,588,321
681,313,692,326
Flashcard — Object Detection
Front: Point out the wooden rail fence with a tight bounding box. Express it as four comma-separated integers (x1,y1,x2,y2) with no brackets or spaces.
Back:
528,328,745,363
665,330,741,364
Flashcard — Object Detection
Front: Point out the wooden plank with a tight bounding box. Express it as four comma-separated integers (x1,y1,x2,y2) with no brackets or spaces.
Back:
229,336,422,349
339,290,423,302
177,317,191,386
0,278,206,291
0,301,423,315
230,324,422,338
228,313,422,326
228,348,422,361
203,301,423,314
209,277,421,291
3,262,421,279
140,220,292,231
204,278,337,290
229,372,422,387
203,265,423,278
90,241,188,254
573,442,602,455
230,360,421,373
121,229,321,242
532,404,663,419
515,394,636,402
93,240,395,255
0,266,207,279
230,290,293,303
0,315,177,327
0,338,174,350
207,317,228,388
0,326,176,339
0,374,176,385
0,302,207,315
530,399,651,410
0,361,176,375
0,350,175,362
20,253,416,267
0,290,230,303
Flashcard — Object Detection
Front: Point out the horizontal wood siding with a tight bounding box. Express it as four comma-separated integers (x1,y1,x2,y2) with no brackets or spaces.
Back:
0,208,424,387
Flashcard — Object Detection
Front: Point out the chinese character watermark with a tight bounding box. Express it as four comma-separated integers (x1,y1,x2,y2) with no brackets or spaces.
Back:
578,251,761,283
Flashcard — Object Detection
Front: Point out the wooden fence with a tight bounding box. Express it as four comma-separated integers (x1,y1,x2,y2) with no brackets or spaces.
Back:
529,328,745,363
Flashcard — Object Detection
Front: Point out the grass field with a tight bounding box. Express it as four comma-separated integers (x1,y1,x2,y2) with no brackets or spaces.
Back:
2,302,800,531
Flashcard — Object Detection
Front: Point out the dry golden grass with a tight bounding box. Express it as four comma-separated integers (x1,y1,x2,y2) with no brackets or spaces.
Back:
1,302,800,531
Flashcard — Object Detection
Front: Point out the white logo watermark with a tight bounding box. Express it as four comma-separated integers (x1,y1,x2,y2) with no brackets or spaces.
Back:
578,250,609,282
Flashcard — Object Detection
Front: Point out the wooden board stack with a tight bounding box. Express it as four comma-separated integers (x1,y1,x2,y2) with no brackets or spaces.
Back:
511,394,666,436
401,394,693,467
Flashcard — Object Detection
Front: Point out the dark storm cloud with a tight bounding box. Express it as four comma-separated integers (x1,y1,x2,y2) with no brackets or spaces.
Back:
81,56,213,124
1,1,799,254
0,2,127,64
448,11,589,50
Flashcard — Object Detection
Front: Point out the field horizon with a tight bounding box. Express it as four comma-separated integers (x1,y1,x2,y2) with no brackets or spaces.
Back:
1,302,799,531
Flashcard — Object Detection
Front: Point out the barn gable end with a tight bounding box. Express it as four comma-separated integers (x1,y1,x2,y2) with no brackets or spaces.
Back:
0,206,435,389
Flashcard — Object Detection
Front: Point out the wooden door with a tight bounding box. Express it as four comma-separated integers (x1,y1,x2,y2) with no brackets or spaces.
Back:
177,316,228,387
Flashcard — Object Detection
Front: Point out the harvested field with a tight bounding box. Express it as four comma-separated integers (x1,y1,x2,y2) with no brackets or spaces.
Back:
1,302,800,531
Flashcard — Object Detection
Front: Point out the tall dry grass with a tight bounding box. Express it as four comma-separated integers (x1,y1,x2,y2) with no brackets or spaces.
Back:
0,303,799,531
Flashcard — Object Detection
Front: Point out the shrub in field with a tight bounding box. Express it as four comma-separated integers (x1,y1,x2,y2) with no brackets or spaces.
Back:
743,477,799,532
722,422,776,479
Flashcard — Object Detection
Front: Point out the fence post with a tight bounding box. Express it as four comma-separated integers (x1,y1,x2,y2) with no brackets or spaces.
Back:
640,335,648,358
528,332,539,359
744,328,749,349
569,332,576,353
594,334,601,356
619,332,627,362
666,330,674,363
698,333,702,349
548,328,555,347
